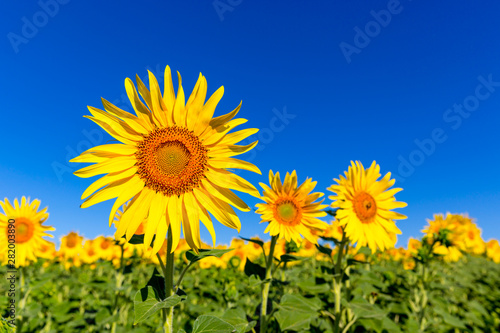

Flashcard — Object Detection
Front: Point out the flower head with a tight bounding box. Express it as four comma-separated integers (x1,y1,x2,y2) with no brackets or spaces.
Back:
0,197,54,267
256,170,328,245
71,66,261,255
328,161,407,252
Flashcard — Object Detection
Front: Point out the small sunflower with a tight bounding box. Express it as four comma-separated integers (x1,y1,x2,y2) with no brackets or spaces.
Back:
0,197,54,267
94,235,116,260
328,161,407,252
59,231,84,266
256,170,328,245
486,239,500,263
36,241,57,260
81,239,100,264
71,66,260,255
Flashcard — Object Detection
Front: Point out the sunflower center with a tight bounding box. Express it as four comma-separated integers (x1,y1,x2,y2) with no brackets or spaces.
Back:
155,141,191,176
353,192,377,224
274,199,301,226
10,217,34,244
136,126,208,197
66,235,77,248
100,240,111,250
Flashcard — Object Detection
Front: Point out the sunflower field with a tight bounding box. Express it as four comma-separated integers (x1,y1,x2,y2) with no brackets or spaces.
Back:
1,67,500,332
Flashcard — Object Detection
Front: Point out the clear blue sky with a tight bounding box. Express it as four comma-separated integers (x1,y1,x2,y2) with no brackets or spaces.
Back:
2,0,499,248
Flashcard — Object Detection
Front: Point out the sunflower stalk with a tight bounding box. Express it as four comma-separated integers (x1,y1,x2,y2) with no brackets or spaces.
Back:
333,232,348,333
161,226,175,333
260,235,277,333
111,243,125,333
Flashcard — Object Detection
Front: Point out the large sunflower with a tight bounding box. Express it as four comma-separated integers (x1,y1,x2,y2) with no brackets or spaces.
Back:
0,197,55,267
328,161,407,252
256,170,328,245
71,66,260,255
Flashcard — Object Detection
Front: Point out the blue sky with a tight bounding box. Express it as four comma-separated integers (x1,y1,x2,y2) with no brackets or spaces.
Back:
1,0,499,248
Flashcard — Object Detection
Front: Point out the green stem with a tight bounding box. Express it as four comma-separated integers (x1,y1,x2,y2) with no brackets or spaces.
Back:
333,234,347,333
418,263,429,332
160,226,175,333
111,244,125,333
175,262,193,292
260,235,277,333
17,266,26,332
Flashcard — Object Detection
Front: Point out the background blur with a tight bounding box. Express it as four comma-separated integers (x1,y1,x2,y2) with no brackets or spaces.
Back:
1,0,499,247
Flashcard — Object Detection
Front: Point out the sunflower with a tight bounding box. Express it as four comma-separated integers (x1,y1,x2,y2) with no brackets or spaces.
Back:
421,213,483,262
0,197,55,267
486,239,500,263
81,239,100,264
94,236,116,260
59,231,84,266
71,66,261,255
256,170,328,245
36,241,57,261
328,161,407,252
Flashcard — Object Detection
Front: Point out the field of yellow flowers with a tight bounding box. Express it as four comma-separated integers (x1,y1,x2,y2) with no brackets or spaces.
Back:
1,211,500,332
1,67,500,332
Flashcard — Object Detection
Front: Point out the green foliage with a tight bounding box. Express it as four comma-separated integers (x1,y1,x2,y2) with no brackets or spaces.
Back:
1,317,15,333
186,249,234,263
1,253,499,332
274,294,322,331
133,287,183,324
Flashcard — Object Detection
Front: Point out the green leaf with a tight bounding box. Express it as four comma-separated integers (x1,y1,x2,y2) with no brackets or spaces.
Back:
346,297,387,319
275,294,321,331
125,234,152,245
434,307,467,329
298,280,330,294
133,287,183,324
192,315,235,333
357,318,383,333
280,254,306,263
222,308,255,333
240,236,264,248
186,248,234,263
244,258,266,280
320,265,334,275
382,317,402,333
315,243,332,256
146,267,166,300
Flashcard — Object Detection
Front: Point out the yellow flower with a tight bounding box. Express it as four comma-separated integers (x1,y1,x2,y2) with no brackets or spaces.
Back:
199,256,227,269
71,66,261,255
407,238,421,255
36,241,57,261
94,236,116,260
486,239,500,263
256,170,328,245
461,222,485,255
81,239,100,264
328,161,407,252
0,197,55,267
403,257,416,270
422,213,484,261
59,232,84,267
315,219,344,241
